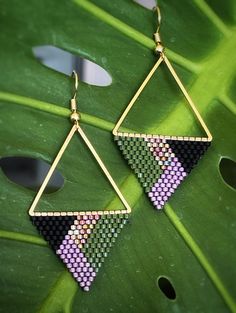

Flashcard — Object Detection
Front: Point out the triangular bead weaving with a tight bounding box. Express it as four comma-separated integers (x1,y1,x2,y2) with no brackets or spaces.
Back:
113,55,212,210
29,124,131,291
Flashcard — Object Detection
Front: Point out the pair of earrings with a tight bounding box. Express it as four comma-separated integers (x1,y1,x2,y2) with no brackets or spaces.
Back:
29,7,212,291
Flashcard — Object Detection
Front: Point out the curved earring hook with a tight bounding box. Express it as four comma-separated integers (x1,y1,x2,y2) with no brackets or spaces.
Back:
71,70,79,101
153,5,164,54
153,5,161,33
70,70,80,125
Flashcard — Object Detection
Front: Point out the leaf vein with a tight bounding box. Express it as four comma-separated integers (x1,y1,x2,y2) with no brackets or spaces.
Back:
165,205,236,313
0,229,47,246
194,0,231,36
73,0,200,73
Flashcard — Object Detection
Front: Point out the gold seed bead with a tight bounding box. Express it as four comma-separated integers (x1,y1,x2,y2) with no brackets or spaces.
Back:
70,112,80,123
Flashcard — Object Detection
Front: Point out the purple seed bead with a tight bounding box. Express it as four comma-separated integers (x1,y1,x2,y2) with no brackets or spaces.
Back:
84,286,89,292
73,272,78,278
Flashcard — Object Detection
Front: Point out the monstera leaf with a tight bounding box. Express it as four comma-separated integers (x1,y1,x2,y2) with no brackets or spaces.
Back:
0,0,236,312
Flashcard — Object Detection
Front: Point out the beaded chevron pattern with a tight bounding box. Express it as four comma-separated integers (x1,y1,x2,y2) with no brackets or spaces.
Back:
115,134,211,210
31,210,129,291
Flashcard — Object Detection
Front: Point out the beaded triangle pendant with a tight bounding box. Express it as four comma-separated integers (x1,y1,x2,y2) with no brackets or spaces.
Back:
113,54,212,211
29,73,131,291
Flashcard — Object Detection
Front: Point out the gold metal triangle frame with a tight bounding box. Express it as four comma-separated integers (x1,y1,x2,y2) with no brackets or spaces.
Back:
29,123,131,217
112,54,212,142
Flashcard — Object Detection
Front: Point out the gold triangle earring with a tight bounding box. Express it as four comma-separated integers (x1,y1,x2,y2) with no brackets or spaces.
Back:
28,71,131,291
113,6,212,211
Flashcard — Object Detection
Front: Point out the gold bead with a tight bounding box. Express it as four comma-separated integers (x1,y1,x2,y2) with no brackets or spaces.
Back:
70,112,80,123
155,43,164,54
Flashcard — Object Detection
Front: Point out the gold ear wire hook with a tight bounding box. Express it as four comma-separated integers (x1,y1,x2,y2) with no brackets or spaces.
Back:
70,70,80,126
71,70,78,110
153,5,164,55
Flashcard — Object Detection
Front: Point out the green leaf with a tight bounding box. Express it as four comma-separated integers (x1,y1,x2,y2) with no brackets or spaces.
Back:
0,0,236,312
